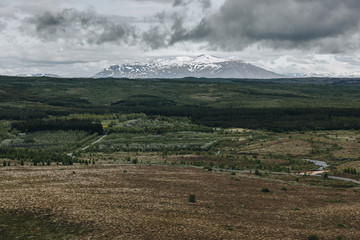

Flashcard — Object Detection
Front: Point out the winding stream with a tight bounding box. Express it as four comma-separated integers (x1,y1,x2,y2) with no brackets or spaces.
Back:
303,158,360,184
303,159,329,170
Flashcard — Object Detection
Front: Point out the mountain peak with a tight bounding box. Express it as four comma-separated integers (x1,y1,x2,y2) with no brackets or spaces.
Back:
193,54,226,64
94,55,283,79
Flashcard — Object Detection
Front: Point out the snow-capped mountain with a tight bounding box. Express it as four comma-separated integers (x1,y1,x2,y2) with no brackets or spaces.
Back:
17,73,61,78
94,55,283,79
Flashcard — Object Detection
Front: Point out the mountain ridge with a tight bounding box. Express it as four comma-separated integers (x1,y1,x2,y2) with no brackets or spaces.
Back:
94,55,283,79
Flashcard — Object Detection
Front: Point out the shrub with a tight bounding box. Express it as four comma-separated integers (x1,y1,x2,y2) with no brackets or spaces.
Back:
132,158,138,164
308,234,319,240
281,187,288,191
343,168,357,174
224,225,234,231
188,194,196,203
261,188,270,193
204,166,212,171
2,161,6,167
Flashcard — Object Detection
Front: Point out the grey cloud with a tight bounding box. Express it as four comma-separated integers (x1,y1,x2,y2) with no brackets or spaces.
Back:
142,0,211,49
167,0,360,52
134,0,210,8
142,26,168,49
0,22,6,32
200,0,211,10
173,0,211,10
0,2,17,19
21,8,136,45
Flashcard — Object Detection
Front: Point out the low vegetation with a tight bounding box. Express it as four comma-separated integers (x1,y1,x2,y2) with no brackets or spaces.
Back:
0,76,360,239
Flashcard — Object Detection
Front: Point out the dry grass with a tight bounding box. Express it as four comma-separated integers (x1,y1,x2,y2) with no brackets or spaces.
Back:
1,165,359,239
242,138,313,156
333,141,360,160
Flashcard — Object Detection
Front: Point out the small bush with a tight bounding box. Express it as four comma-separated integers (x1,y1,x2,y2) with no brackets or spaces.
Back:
281,187,288,191
343,167,357,174
224,225,234,231
188,194,196,203
261,188,270,193
132,158,138,164
204,166,212,171
308,234,319,240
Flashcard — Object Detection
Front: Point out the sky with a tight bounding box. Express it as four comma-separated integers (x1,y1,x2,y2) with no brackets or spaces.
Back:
0,0,360,77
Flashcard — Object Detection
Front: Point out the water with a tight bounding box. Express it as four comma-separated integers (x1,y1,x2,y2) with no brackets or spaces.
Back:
303,159,329,170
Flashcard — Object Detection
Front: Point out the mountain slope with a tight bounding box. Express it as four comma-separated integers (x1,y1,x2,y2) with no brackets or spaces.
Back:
94,55,283,79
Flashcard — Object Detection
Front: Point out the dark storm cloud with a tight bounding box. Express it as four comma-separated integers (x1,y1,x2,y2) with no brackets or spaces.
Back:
21,8,136,45
19,0,360,53
168,0,360,52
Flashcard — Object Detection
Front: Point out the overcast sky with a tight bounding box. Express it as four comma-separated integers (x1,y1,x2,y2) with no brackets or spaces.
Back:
1,0,360,77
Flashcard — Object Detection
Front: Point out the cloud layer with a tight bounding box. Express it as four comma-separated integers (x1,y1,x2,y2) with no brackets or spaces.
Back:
1,0,360,77
21,8,136,45
20,0,360,53
166,0,360,53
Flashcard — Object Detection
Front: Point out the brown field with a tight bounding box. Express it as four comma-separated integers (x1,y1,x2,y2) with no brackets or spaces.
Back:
1,165,360,239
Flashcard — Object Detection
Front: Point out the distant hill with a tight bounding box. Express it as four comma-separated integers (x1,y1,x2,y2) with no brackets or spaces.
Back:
94,54,283,79
16,73,61,78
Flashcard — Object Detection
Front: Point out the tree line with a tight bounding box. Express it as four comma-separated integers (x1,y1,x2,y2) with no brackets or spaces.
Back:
0,148,76,165
12,119,104,134
111,105,360,132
